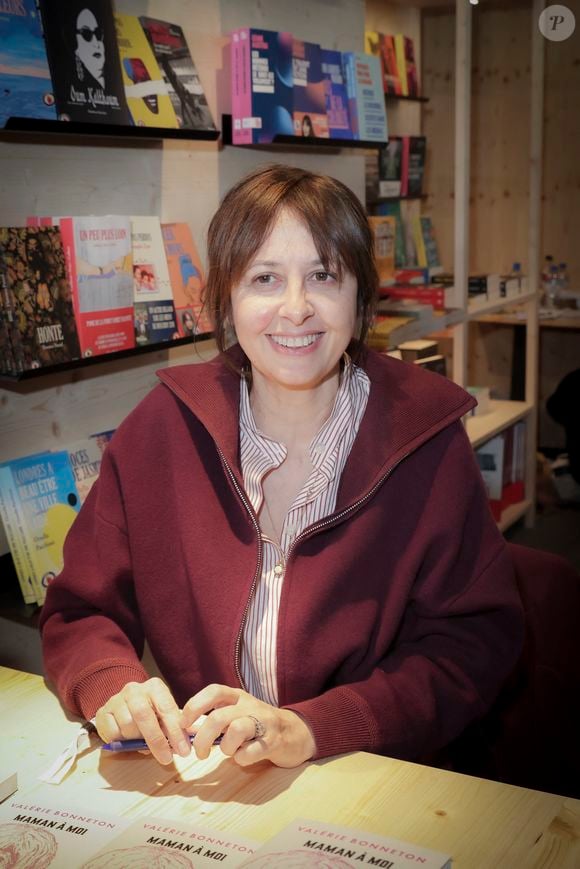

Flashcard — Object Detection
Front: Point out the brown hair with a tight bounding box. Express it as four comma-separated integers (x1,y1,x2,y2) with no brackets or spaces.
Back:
204,163,378,362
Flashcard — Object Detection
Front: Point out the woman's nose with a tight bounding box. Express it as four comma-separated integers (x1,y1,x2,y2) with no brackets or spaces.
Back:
279,279,314,324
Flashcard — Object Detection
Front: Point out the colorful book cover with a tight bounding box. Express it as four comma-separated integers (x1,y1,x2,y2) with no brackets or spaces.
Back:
375,200,406,268
406,135,426,196
0,226,81,371
114,13,178,128
67,434,111,504
381,34,403,95
0,0,56,126
394,34,409,97
82,816,258,867
0,463,37,603
403,35,420,97
131,215,178,346
292,39,328,138
412,215,428,267
139,16,215,130
0,797,131,867
369,215,395,284
59,216,134,357
238,818,452,868
230,28,294,145
343,51,387,142
161,222,212,337
2,450,80,604
320,48,352,140
38,0,131,125
419,216,441,270
379,136,403,197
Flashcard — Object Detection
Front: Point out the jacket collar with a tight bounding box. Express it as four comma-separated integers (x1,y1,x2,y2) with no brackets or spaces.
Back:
157,345,476,508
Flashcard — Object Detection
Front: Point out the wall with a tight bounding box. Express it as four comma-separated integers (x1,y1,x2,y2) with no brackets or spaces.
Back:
0,0,367,555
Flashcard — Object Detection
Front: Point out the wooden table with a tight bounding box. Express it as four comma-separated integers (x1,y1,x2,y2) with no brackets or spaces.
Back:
1,666,579,868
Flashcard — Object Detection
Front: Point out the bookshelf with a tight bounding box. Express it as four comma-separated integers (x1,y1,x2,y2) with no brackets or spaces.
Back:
220,114,386,151
0,117,221,143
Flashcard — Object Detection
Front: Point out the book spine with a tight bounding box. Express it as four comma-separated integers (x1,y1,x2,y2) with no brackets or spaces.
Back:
59,217,87,357
236,28,252,144
394,35,408,96
384,286,445,309
0,467,39,604
412,216,427,267
400,136,410,196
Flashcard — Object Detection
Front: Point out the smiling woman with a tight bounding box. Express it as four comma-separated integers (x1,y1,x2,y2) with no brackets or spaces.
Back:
40,164,524,774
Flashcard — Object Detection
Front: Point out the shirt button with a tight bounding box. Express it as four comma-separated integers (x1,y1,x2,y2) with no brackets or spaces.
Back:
274,563,284,576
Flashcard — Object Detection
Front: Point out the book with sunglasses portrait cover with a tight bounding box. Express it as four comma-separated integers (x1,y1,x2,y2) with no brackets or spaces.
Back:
139,16,215,131
38,0,131,124
0,0,56,127
0,226,81,373
114,14,178,128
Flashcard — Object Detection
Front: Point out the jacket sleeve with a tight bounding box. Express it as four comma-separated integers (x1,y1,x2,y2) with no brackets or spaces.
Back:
39,444,150,720
284,424,525,762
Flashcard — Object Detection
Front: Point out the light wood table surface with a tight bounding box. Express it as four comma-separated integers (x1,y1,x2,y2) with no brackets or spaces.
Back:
1,665,579,868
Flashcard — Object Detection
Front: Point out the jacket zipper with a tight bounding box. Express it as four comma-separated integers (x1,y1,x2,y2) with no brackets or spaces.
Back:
219,445,410,693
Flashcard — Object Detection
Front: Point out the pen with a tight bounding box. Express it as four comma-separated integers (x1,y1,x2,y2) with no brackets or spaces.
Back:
101,734,222,752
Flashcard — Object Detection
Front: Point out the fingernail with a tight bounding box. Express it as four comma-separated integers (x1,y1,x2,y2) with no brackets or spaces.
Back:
159,750,173,765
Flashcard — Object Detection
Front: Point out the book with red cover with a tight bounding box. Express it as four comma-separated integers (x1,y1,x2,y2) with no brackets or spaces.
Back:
382,285,445,309
59,216,134,357
381,34,403,95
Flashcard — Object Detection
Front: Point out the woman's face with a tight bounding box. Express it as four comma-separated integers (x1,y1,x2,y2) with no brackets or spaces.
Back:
75,9,105,85
230,209,357,394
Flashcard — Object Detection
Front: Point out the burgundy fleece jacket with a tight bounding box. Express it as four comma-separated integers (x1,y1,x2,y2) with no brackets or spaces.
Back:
40,346,524,761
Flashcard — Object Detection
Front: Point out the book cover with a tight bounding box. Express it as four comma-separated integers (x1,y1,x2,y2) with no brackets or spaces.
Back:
320,49,352,140
411,215,428,267
375,200,405,268
403,35,420,97
131,216,177,346
114,13,178,128
381,34,403,95
343,52,387,142
406,135,426,197
59,216,134,357
379,136,403,197
38,0,131,125
82,815,258,867
0,226,81,371
239,818,451,868
67,434,110,504
0,463,37,603
394,35,408,97
161,221,212,337
231,28,294,145
398,338,438,361
0,798,131,868
419,216,441,271
292,39,328,138
139,16,215,130
369,215,395,284
2,450,80,604
0,0,56,126
384,285,446,309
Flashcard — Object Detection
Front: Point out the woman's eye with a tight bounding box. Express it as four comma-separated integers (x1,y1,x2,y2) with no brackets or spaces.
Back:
254,274,276,285
311,271,336,283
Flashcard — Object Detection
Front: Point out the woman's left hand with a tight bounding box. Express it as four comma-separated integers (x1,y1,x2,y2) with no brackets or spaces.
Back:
180,684,316,769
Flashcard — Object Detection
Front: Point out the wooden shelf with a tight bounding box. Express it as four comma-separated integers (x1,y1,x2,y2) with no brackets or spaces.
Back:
0,332,213,383
0,117,220,143
367,194,428,204
465,400,534,449
498,499,533,533
467,290,537,319
221,115,386,150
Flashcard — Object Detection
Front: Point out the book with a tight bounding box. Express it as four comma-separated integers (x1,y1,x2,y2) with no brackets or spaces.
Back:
0,772,17,803
374,200,405,268
0,226,81,372
0,462,37,603
59,215,134,357
342,52,388,142
0,798,131,868
84,815,258,867
230,28,294,145
114,13,178,128
381,34,403,95
403,135,426,197
476,434,505,500
0,0,56,127
139,16,215,131
419,216,441,271
383,284,446,309
131,216,177,346
38,0,131,125
394,35,408,97
368,216,395,284
414,353,446,376
239,818,452,868
402,35,420,97
411,216,428,268
0,450,80,604
398,338,438,361
292,39,328,138
320,48,352,140
379,136,403,197
161,222,212,336
67,434,110,504
364,151,379,201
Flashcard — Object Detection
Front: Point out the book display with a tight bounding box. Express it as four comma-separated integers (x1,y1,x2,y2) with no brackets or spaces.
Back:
292,39,329,138
131,215,178,345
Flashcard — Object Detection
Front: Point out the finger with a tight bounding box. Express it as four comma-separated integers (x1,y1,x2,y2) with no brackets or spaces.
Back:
113,699,143,740
95,709,123,743
217,715,258,758
181,684,241,729
124,685,173,765
149,683,191,758
233,736,269,768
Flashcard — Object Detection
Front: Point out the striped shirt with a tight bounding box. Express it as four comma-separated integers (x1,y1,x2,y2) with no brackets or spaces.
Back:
238,357,370,704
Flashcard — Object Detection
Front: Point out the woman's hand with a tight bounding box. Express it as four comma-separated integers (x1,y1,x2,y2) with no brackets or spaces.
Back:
180,684,316,769
94,677,192,765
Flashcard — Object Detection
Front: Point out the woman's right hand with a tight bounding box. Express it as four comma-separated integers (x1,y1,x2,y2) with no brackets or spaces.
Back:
94,677,192,765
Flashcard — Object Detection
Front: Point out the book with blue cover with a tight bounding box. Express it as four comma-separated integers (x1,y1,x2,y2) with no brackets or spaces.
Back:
231,27,294,145
292,39,328,138
343,51,387,142
320,48,352,140
0,0,56,127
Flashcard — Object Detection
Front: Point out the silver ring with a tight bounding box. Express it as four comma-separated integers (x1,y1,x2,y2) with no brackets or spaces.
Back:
248,714,266,740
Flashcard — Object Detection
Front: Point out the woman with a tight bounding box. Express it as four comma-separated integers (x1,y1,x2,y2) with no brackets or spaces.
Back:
40,165,523,770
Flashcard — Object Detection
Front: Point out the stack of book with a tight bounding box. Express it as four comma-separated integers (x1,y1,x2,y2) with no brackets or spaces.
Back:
0,217,209,375
0,3,215,132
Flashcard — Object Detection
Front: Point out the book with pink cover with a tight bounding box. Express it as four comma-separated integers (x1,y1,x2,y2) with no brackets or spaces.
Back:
161,222,212,336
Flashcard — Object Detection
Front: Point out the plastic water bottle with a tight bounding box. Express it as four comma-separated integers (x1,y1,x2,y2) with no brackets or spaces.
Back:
557,262,569,293
544,264,560,308
541,255,554,295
